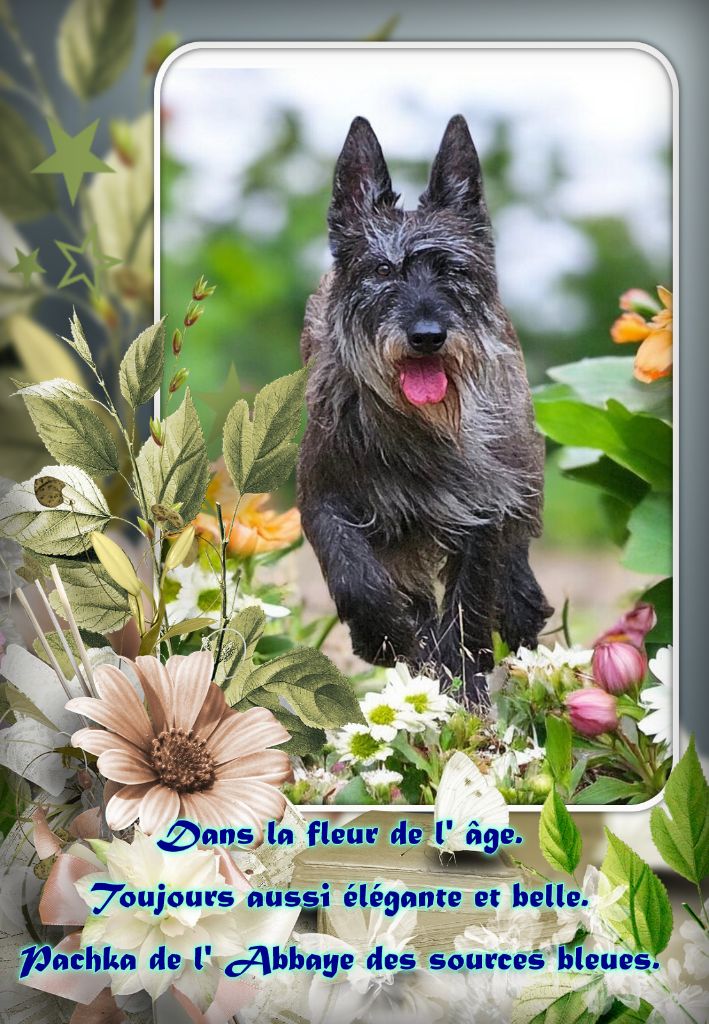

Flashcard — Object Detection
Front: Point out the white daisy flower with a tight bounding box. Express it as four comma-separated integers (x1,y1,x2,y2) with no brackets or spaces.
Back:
381,663,456,731
361,768,403,794
638,645,672,749
330,724,393,766
509,643,593,675
167,564,289,624
360,690,414,741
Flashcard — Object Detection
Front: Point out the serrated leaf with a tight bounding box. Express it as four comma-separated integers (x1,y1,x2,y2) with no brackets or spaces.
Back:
650,736,709,884
275,714,325,757
119,319,165,408
223,368,306,494
539,786,582,874
135,389,209,524
0,466,110,555
14,378,97,402
46,556,129,633
600,829,673,955
58,0,137,100
545,715,572,785
63,310,95,366
232,647,364,730
20,390,118,476
512,975,605,1024
0,98,56,221
218,606,267,700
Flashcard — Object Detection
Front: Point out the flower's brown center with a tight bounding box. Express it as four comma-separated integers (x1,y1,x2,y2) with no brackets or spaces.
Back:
150,728,216,793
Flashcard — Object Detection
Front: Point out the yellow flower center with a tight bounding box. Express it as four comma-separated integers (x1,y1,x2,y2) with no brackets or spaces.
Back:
405,693,429,714
349,733,380,760
150,728,216,793
368,704,395,726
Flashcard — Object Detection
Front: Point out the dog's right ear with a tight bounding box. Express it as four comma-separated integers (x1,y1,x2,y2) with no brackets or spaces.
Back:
328,118,397,252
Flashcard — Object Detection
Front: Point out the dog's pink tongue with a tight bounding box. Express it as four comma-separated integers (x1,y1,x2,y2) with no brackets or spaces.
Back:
399,357,448,406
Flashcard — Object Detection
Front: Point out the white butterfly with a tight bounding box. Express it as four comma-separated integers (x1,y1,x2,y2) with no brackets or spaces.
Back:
430,751,509,856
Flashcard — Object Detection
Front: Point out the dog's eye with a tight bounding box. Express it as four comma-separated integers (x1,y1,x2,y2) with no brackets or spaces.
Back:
375,262,393,278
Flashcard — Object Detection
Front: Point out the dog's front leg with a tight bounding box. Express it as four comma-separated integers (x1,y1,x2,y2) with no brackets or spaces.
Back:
435,526,502,707
301,499,418,665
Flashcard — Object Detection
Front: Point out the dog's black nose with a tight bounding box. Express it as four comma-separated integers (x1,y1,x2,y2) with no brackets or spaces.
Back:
407,320,447,354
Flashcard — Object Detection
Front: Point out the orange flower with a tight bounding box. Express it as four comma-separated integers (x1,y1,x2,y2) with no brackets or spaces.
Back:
227,493,301,556
611,285,672,383
194,457,301,557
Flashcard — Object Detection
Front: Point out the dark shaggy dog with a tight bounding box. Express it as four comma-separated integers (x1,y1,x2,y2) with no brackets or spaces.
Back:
297,115,552,703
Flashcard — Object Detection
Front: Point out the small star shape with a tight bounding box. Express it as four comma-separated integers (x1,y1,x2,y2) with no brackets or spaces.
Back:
32,119,114,204
9,247,45,287
56,225,121,297
198,363,243,444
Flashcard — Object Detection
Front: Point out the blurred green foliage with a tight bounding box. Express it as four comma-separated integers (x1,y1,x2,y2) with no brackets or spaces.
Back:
161,110,670,547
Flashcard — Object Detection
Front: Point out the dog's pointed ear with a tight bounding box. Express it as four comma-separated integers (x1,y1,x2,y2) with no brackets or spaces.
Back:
329,118,397,250
420,115,485,216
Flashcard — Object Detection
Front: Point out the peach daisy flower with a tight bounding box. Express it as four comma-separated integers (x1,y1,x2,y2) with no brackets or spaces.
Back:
610,285,673,383
67,650,292,840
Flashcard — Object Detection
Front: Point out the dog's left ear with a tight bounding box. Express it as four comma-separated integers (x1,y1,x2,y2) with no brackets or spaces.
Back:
420,115,485,216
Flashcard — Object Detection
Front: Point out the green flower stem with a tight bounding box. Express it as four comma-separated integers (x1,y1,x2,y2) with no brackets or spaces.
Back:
210,501,229,680
313,613,339,651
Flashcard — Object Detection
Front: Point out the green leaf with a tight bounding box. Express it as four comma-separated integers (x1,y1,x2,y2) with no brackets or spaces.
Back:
642,578,672,645
161,616,214,642
0,98,56,221
223,368,307,494
232,647,364,731
135,389,209,524
41,554,130,633
276,713,326,757
217,605,266,699
600,829,673,955
4,683,58,731
573,777,642,805
622,493,672,576
559,450,649,509
650,736,709,885
0,466,110,556
545,715,572,785
548,357,672,422
534,399,672,492
62,311,95,367
598,998,652,1024
58,0,137,100
119,319,166,409
391,733,434,775
19,387,119,477
334,775,376,805
539,786,582,874
512,975,606,1024
364,14,400,40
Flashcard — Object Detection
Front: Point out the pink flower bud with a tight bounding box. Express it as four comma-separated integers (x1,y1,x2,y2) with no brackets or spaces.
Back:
566,687,619,737
592,640,647,694
597,602,657,649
